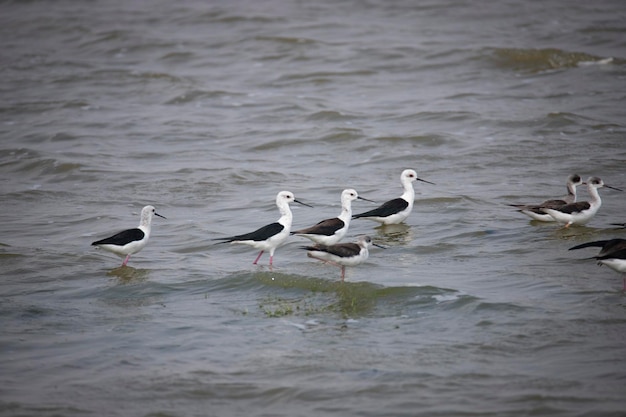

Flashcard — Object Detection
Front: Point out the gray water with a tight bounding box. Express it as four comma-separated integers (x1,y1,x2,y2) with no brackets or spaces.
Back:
1,0,625,416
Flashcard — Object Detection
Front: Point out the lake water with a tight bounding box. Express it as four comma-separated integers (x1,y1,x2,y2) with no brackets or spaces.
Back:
1,0,625,416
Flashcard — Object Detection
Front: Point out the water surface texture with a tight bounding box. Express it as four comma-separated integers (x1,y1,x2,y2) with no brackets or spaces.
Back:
1,0,625,416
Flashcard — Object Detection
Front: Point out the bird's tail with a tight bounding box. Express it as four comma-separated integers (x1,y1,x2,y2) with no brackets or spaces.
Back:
569,240,610,251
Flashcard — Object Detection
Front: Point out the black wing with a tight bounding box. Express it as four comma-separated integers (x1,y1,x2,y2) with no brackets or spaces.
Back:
304,242,361,258
595,239,626,257
353,198,408,219
92,228,144,246
549,201,590,214
569,239,626,257
292,218,344,236
215,222,284,243
569,240,612,251
597,247,626,261
510,199,568,213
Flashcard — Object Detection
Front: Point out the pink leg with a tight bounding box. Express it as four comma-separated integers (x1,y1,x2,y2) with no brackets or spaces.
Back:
253,251,264,265
308,253,341,267
269,255,274,266
307,253,344,279
122,255,130,266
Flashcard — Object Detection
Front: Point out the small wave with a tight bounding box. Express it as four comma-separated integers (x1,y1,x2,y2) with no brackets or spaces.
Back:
273,70,377,85
255,35,318,45
0,100,91,115
20,158,84,177
159,51,196,63
306,110,359,121
370,134,454,147
213,14,285,24
203,272,472,317
0,148,86,183
318,129,365,142
248,138,309,151
577,57,614,66
130,70,183,83
164,89,244,105
488,47,615,73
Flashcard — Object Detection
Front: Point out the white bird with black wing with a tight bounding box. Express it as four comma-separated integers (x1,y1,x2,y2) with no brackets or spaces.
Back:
302,235,383,281
292,188,373,246
352,169,433,225
214,191,311,266
569,239,626,290
92,205,166,267
509,174,582,222
540,177,622,227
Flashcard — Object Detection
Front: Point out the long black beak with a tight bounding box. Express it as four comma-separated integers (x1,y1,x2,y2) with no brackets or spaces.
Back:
372,242,386,249
357,196,376,203
294,199,313,208
605,184,623,191
417,177,435,185
155,212,167,219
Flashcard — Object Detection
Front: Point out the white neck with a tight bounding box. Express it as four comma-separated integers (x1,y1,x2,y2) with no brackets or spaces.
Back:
138,214,152,239
401,180,416,206
338,198,353,222
139,211,152,229
587,185,601,206
277,201,293,227
566,183,577,201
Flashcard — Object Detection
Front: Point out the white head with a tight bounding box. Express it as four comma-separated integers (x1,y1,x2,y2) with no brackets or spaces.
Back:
276,191,296,206
585,177,622,191
139,205,165,228
341,189,359,204
401,169,434,187
402,169,418,184
583,177,622,200
275,191,312,215
337,189,360,220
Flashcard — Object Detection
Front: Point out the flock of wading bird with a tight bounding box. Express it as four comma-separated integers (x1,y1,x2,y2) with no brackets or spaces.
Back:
91,170,626,287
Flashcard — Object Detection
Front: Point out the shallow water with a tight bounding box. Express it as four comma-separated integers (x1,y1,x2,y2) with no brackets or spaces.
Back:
1,0,626,416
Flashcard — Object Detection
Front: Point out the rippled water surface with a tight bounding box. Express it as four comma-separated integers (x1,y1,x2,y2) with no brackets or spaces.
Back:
1,0,625,416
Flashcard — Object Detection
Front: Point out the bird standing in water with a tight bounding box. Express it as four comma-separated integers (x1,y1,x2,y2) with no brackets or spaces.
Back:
214,191,311,267
92,205,166,267
352,169,434,225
